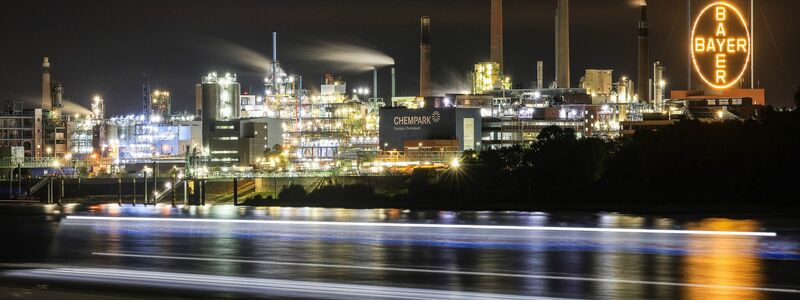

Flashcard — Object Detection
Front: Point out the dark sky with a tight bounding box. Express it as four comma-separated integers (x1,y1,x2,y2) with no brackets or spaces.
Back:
1,0,798,115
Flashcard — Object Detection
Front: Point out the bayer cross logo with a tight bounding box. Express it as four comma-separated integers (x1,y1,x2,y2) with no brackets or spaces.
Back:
431,111,440,123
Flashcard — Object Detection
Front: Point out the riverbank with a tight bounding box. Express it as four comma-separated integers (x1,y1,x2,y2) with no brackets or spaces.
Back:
2,200,796,217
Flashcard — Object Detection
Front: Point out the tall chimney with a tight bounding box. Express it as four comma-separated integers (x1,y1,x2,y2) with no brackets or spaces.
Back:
637,4,650,102
555,0,570,88
391,67,396,98
272,31,278,84
373,67,378,99
42,57,51,109
537,61,544,89
419,16,431,97
490,0,504,71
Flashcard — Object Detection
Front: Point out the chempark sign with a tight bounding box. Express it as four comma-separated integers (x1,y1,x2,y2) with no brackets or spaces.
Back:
691,1,751,90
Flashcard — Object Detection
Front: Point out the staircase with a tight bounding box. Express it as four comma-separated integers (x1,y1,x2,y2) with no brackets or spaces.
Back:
210,179,256,203
154,179,183,203
25,178,50,197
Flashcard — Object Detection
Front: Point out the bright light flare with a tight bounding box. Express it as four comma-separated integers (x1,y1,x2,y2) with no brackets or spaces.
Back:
450,158,461,168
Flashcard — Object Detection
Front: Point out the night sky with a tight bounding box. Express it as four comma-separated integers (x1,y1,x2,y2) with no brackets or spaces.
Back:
1,0,798,115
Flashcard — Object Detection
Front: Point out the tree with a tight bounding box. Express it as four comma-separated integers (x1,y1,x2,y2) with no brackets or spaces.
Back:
794,86,800,109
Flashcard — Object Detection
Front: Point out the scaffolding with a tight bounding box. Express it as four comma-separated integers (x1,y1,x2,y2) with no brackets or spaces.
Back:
265,69,381,171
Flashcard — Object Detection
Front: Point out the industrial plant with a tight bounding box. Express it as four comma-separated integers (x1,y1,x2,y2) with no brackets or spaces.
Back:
0,0,767,203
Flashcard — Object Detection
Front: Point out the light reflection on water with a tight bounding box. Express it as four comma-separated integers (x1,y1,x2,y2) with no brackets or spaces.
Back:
685,219,763,300
46,205,800,299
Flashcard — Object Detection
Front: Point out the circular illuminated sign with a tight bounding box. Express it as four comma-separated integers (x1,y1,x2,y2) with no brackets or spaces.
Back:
691,1,750,90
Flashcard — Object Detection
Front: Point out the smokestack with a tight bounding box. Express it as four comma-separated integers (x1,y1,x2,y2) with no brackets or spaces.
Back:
637,4,650,102
272,31,277,62
142,78,151,117
373,67,378,99
653,61,664,107
555,0,570,88
50,81,63,109
419,16,431,97
42,57,51,109
391,67,396,98
490,0,504,70
537,61,544,89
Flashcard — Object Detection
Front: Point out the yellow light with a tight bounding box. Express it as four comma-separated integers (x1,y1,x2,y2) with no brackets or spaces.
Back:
691,1,750,90
450,158,460,168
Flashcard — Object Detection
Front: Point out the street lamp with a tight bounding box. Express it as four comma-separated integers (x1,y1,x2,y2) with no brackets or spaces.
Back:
450,158,461,169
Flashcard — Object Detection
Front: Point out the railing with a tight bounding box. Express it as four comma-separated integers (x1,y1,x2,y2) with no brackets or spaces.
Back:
200,171,336,179
376,150,462,164
0,157,58,168
154,179,182,202
0,156,184,169
27,178,49,196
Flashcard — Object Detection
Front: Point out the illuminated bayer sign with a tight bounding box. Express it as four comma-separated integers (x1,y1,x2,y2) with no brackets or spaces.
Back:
691,1,750,90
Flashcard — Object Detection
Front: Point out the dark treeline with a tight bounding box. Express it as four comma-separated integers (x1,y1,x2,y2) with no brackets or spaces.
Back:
251,109,799,213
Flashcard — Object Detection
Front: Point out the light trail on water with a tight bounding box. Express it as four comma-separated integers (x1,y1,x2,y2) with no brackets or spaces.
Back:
89,252,800,295
65,215,778,237
4,267,577,300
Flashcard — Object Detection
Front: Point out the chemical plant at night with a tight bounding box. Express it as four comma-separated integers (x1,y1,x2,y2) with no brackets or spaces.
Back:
0,0,767,202
1,1,798,299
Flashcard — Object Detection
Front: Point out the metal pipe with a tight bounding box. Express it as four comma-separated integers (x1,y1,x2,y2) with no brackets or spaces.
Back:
298,76,303,131
201,180,206,206
171,178,176,208
17,164,21,197
233,178,238,206
118,177,122,206
144,170,148,205
152,162,157,204
132,177,136,206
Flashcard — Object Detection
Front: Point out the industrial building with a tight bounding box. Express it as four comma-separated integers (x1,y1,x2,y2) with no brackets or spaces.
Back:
3,1,770,178
105,114,201,162
0,101,42,158
197,72,242,164
379,107,481,152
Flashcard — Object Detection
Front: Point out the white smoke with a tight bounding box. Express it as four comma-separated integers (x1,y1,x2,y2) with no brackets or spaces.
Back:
61,100,92,115
17,96,91,115
191,35,272,72
629,0,646,6
291,40,394,72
